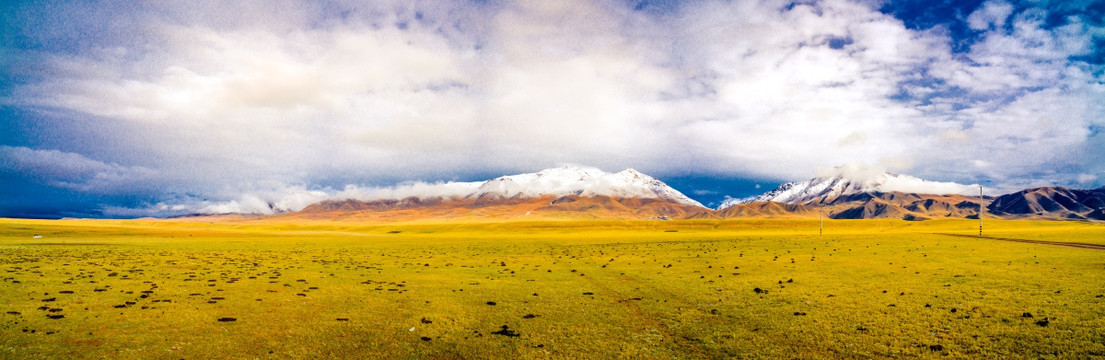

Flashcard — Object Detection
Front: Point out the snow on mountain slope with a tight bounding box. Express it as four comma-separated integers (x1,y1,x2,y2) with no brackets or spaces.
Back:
719,166,978,209
476,166,606,198
475,166,704,207
298,165,705,212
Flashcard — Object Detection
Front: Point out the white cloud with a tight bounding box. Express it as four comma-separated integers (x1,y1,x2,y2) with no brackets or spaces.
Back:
816,163,979,196
335,182,482,203
878,177,979,197
967,1,1014,31
100,179,491,217
5,0,1104,215
663,0,951,179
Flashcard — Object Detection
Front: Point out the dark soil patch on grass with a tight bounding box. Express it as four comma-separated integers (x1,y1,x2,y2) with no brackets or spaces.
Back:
491,325,519,337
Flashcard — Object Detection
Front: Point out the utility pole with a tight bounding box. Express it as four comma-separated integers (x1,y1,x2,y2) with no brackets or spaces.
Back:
979,185,983,237
819,209,823,236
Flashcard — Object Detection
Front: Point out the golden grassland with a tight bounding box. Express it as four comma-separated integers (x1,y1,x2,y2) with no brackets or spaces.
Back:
1,217,1104,359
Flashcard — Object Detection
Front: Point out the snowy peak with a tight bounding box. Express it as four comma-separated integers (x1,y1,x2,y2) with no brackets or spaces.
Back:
720,167,978,209
476,166,607,197
474,166,704,208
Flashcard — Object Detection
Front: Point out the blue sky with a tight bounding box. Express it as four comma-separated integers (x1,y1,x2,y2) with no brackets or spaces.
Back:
1,0,1103,218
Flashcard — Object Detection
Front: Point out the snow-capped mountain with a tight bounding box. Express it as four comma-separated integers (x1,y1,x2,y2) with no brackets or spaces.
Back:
302,166,705,212
476,166,704,207
719,168,978,209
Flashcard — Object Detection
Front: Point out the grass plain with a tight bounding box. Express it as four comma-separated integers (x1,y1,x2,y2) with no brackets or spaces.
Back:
1,217,1104,359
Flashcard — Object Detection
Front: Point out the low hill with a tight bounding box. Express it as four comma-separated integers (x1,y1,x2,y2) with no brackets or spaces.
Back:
715,201,818,219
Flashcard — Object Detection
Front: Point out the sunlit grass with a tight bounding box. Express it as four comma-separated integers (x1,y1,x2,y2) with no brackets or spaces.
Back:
2,218,1103,358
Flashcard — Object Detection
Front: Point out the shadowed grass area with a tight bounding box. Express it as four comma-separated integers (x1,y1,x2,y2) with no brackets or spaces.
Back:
1,218,1103,358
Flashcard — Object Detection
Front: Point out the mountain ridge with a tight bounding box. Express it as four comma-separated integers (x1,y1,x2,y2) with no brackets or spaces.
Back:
294,166,708,220
719,168,979,209
289,166,1103,222
987,186,1105,220
474,166,704,208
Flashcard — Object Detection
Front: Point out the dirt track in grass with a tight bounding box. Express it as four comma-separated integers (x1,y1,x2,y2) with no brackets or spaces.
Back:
934,233,1105,250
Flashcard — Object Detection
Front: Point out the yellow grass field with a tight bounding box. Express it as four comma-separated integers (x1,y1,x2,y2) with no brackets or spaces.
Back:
2,218,1104,359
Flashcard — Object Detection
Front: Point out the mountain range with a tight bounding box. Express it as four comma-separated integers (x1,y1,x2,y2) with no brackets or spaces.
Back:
719,170,978,207
284,166,1105,222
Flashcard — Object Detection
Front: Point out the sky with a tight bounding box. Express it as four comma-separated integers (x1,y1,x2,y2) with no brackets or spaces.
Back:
1,0,1103,218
